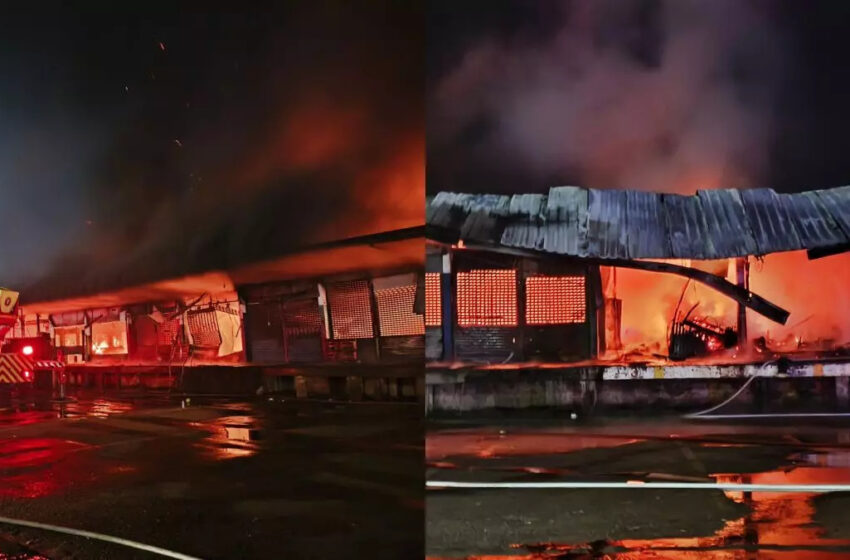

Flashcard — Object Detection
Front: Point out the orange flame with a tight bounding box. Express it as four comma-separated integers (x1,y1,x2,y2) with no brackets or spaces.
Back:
603,250,850,361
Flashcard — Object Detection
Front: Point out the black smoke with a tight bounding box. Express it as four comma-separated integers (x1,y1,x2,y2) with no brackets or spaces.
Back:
6,1,422,302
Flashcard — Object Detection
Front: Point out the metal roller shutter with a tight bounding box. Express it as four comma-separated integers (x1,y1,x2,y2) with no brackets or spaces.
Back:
245,302,285,364
282,298,323,362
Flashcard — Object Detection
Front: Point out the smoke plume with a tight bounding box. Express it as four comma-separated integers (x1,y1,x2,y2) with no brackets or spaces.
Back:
22,1,422,302
429,0,789,194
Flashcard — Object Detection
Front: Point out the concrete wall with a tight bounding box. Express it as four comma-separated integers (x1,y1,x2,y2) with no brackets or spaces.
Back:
426,367,847,414
61,363,423,402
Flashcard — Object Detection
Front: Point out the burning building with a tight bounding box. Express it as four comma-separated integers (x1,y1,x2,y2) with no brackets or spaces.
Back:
8,227,424,399
425,186,850,412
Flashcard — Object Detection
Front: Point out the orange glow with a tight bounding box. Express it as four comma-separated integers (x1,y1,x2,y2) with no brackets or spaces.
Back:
91,320,128,355
189,416,261,460
525,275,586,325
374,284,425,337
602,260,737,357
233,94,423,244
601,250,850,361
239,97,364,186
457,270,517,327
327,280,374,339
349,133,424,236
425,273,442,327
748,251,850,349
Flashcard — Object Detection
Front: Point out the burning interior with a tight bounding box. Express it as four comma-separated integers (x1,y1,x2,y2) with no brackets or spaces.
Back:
425,186,850,366
5,229,424,368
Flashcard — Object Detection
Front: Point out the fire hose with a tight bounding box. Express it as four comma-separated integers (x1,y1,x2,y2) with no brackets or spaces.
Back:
683,360,850,420
0,515,203,559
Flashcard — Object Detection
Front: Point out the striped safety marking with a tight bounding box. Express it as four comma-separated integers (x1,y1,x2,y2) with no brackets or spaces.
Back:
33,360,64,370
0,354,33,383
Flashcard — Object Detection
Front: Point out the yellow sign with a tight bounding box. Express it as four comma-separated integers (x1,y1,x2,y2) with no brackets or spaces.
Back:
0,289,19,314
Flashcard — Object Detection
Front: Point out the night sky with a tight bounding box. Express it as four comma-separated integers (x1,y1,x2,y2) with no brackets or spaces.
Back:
0,2,422,299
428,0,850,196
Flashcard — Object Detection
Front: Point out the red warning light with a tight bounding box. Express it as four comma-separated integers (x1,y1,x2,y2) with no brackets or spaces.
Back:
23,371,31,379
21,345,33,356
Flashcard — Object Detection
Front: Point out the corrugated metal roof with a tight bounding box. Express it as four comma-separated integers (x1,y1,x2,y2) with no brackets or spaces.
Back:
625,190,668,259
427,185,850,260
739,188,803,255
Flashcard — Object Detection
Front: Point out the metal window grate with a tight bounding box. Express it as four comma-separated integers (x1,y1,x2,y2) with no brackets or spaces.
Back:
283,299,322,337
328,280,374,339
457,269,517,327
186,310,222,348
425,273,442,327
526,275,586,325
375,285,425,337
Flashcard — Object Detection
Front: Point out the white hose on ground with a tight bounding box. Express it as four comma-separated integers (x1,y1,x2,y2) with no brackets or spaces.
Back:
425,480,850,493
683,373,763,419
0,515,203,560
683,360,784,420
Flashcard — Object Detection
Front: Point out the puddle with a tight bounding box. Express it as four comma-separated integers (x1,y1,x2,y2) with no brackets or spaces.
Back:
0,397,137,421
54,399,134,419
450,466,850,558
427,433,643,461
0,438,123,499
428,440,850,559
189,415,263,459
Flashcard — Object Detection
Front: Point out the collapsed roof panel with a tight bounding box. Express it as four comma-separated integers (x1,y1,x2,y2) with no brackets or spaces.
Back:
782,191,846,249
696,189,758,257
739,188,803,255
428,184,850,260
812,185,850,241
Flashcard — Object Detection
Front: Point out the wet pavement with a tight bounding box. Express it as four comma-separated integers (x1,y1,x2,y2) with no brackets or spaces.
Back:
0,390,422,559
426,417,850,559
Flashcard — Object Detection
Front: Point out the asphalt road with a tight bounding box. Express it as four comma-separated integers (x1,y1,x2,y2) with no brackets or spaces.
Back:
426,417,850,559
0,391,423,559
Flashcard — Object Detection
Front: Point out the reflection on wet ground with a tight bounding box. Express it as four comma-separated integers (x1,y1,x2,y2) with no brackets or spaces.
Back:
0,393,146,423
0,391,421,559
188,414,263,459
427,433,644,462
427,421,850,559
0,392,270,500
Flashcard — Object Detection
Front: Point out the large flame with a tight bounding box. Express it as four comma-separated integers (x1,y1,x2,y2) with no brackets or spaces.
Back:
603,250,850,361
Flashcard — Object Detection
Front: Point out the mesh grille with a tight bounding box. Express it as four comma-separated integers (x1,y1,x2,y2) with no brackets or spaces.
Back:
456,269,517,327
157,318,183,346
425,273,442,327
375,285,425,337
283,299,322,337
187,310,222,348
526,275,586,325
328,280,374,339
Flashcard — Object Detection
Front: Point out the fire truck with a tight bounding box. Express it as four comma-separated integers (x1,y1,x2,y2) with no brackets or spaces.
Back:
0,289,63,386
